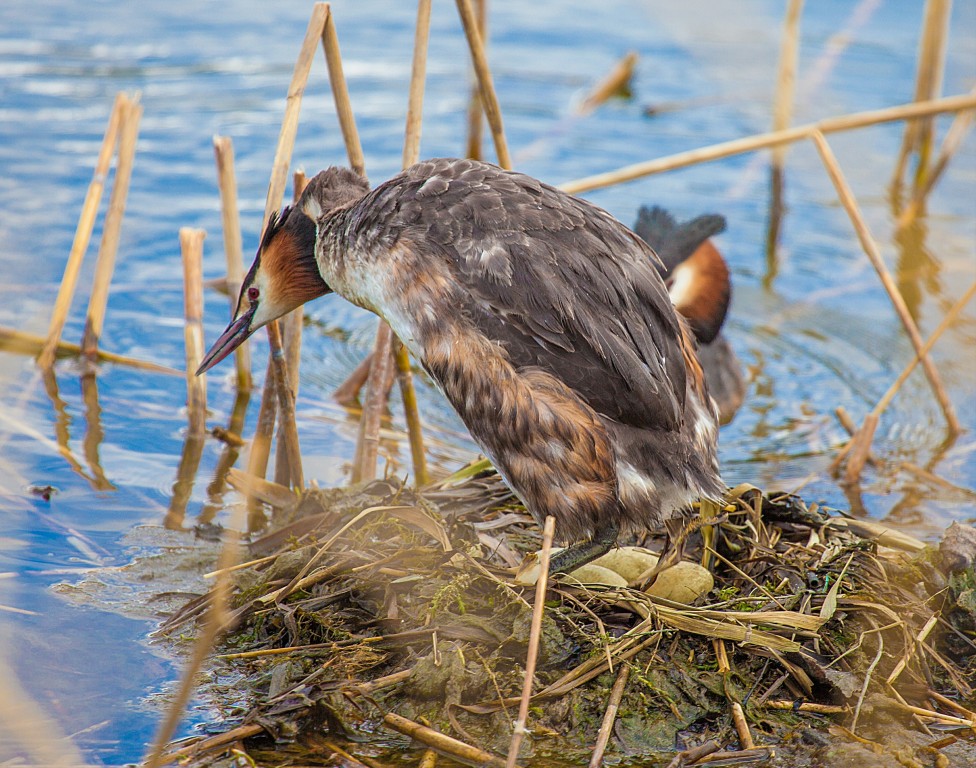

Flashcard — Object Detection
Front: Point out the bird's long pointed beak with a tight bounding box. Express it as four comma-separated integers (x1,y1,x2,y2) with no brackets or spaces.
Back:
196,304,257,375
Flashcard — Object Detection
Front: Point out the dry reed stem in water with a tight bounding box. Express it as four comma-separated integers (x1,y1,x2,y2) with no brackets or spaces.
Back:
873,279,976,419
766,700,846,714
402,0,432,168
809,129,960,441
180,228,208,435
588,663,630,768
395,341,429,486
898,93,976,227
770,0,804,169
39,93,124,369
384,712,506,768
80,95,142,359
893,0,953,185
245,355,278,517
322,6,366,177
244,3,325,499
352,321,394,483
577,51,638,115
267,320,304,489
506,515,556,768
212,135,252,389
464,0,487,159
145,475,248,768
273,171,309,487
455,0,511,169
560,92,976,194
391,0,433,487
5,327,179,373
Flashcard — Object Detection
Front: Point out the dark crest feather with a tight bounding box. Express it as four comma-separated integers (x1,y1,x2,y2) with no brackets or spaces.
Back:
260,205,292,252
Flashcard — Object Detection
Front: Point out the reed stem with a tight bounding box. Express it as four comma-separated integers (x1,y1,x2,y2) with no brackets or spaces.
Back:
464,0,487,159
455,0,511,169
809,129,960,464
212,135,252,389
352,321,394,483
80,95,142,359
179,228,208,435
39,93,124,369
770,0,804,169
560,92,976,195
506,515,556,768
322,6,366,177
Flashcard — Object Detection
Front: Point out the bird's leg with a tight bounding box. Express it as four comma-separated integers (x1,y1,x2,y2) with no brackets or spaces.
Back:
547,521,620,575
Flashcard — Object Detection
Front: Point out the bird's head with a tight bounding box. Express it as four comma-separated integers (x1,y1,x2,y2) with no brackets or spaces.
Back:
197,167,369,375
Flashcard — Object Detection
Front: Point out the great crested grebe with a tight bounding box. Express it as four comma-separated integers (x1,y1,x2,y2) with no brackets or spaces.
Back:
198,158,724,574
633,206,745,424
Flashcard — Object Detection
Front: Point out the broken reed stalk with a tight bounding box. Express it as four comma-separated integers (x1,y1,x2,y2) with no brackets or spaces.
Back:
4,327,179,374
352,322,394,483
873,279,976,420
455,0,511,169
506,515,556,768
80,95,142,360
322,5,366,177
212,135,252,389
396,0,431,486
588,664,630,768
273,172,309,487
38,93,124,369
268,320,304,489
180,228,208,435
809,129,961,450
559,92,976,195
770,0,804,169
898,93,976,227
383,713,506,768
244,3,328,498
395,339,429,485
351,0,432,484
577,51,638,115
246,357,278,520
893,0,953,187
464,0,488,160
145,481,247,768
731,701,755,750
402,0,432,168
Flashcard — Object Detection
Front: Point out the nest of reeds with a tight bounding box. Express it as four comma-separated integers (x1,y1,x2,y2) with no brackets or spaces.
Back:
159,462,976,767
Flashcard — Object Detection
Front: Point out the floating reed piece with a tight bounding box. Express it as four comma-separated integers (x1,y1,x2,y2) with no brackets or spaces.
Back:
3,327,178,373
383,713,506,768
80,94,143,361
577,51,638,116
38,93,124,369
560,92,976,194
212,135,252,389
180,228,208,435
464,0,488,159
809,130,960,448
892,0,953,187
506,515,556,768
455,0,511,169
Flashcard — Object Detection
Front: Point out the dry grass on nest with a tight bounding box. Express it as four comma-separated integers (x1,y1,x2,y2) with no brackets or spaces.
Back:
159,461,975,766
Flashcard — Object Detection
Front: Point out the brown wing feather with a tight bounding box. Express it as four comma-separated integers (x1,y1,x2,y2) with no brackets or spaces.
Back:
346,158,688,432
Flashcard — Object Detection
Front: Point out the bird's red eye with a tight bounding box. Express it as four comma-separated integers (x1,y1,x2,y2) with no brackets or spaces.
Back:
247,286,259,302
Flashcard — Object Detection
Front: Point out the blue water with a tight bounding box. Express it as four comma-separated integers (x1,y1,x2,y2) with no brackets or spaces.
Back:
1,0,974,762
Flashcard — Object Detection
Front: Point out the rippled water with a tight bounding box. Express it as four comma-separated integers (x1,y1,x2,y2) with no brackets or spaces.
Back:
1,0,974,762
